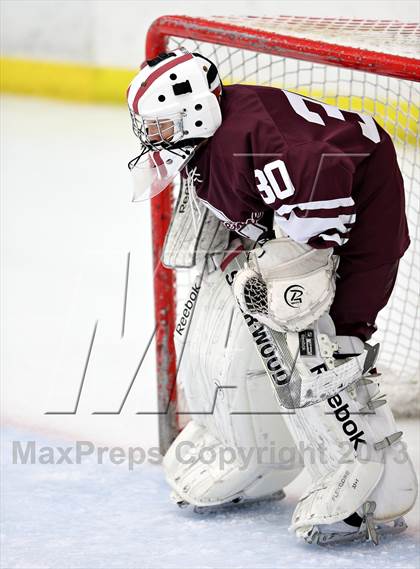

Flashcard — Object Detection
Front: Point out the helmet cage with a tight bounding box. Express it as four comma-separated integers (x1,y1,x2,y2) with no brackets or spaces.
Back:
130,109,186,152
126,49,222,188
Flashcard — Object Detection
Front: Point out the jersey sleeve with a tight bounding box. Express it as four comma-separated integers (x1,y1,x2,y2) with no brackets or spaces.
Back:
254,141,357,249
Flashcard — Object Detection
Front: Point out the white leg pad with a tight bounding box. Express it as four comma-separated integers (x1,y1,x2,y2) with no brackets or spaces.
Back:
164,262,302,507
286,375,418,534
163,419,296,507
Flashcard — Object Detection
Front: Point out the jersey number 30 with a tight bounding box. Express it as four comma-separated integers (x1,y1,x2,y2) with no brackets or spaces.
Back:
254,159,295,205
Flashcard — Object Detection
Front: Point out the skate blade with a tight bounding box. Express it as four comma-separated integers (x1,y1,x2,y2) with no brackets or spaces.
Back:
303,517,407,545
173,489,286,514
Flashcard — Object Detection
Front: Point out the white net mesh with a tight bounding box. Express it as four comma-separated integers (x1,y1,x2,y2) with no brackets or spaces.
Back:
164,19,419,416
212,16,420,58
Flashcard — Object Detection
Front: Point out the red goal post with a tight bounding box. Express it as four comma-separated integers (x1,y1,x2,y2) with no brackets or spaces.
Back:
145,15,420,453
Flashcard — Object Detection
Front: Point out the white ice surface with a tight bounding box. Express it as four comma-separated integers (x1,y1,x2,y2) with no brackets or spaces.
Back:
1,95,419,568
1,95,159,450
1,421,419,569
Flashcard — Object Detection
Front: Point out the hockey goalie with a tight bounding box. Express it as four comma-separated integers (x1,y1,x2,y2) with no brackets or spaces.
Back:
126,49,418,545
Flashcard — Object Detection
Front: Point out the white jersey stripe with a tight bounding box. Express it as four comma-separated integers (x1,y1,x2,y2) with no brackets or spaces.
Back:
274,211,355,243
317,233,349,246
276,197,355,215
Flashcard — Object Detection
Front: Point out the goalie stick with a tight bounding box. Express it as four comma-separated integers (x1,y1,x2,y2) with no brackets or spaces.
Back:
220,241,379,409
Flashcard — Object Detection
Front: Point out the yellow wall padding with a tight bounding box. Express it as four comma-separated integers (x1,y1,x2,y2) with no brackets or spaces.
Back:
0,57,136,104
1,57,418,145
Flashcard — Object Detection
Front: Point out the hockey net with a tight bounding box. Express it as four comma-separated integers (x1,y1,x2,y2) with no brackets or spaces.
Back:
146,16,420,451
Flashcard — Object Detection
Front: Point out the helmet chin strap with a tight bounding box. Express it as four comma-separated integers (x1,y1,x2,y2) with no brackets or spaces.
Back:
127,138,205,172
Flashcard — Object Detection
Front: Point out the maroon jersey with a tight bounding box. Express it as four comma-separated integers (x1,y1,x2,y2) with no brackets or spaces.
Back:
187,84,410,341
189,84,409,266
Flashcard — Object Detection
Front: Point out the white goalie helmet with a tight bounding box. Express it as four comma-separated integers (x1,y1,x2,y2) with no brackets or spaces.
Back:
126,48,222,200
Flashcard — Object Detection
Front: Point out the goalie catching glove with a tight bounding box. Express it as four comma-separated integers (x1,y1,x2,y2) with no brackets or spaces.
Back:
233,238,336,332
